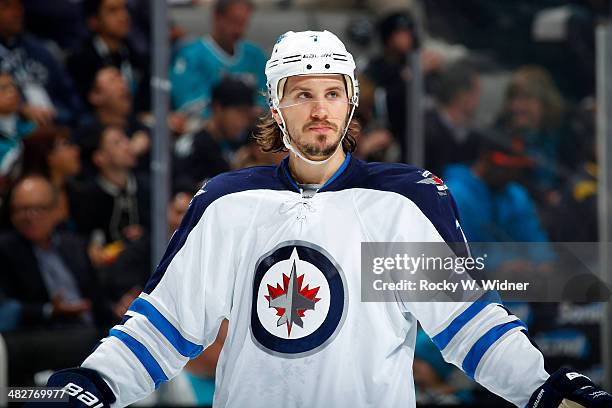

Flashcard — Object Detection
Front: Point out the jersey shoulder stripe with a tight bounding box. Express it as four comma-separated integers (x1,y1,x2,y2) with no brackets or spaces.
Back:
144,165,286,293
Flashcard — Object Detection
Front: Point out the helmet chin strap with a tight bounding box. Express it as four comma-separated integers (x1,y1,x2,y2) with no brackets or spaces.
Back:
276,103,356,166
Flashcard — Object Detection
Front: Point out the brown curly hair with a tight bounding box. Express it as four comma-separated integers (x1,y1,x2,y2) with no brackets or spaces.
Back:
254,112,360,153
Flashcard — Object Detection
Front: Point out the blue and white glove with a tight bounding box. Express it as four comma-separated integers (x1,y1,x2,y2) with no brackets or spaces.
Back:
45,367,116,407
527,368,612,408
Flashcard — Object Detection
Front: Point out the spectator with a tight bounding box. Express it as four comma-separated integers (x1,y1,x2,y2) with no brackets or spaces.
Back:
548,99,598,242
102,186,195,318
80,66,150,169
444,134,547,243
174,77,255,187
75,125,150,265
0,70,34,187
443,133,555,271
363,10,441,161
170,0,267,116
21,126,81,229
0,175,109,329
350,75,397,162
496,65,576,198
425,60,481,175
67,0,149,112
0,0,83,126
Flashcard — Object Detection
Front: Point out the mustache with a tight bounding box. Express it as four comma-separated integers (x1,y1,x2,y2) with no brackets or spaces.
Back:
303,120,338,132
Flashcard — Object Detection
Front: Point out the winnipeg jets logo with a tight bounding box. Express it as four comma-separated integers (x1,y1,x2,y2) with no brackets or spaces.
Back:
251,241,347,357
265,253,320,336
418,170,448,196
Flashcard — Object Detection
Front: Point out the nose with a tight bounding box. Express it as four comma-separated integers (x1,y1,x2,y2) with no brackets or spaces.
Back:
310,101,329,119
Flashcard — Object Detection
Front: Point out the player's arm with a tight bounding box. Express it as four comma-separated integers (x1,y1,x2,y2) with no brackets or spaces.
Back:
46,181,237,407
405,175,611,407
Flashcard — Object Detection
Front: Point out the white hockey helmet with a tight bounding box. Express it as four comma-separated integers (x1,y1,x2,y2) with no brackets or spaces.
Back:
265,30,359,108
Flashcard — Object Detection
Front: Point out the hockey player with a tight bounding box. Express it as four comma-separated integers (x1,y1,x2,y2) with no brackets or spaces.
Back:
46,30,611,408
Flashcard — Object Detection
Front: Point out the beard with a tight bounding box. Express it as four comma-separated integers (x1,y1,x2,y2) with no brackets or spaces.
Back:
293,120,343,159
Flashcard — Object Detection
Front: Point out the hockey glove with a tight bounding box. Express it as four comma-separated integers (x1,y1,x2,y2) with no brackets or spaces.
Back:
527,367,612,408
45,367,116,407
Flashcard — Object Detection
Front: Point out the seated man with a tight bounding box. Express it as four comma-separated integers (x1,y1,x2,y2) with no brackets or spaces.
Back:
67,0,149,112
103,186,195,315
443,133,555,269
74,125,150,265
78,66,150,171
173,77,255,187
0,175,110,329
425,60,481,176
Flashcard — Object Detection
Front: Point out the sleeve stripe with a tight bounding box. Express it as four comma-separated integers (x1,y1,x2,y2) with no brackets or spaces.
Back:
461,320,528,379
473,328,530,381
128,297,204,358
432,298,496,350
109,329,169,389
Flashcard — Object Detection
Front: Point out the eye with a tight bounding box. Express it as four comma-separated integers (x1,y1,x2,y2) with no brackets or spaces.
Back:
297,92,311,99
327,90,339,98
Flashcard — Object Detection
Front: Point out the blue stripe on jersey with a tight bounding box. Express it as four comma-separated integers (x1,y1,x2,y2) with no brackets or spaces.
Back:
321,152,351,189
129,297,203,358
144,165,287,293
461,320,528,379
431,297,496,350
109,328,168,388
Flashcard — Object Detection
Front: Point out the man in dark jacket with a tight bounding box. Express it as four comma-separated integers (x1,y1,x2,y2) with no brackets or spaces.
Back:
0,175,110,328
173,77,255,187
424,61,481,175
67,0,149,112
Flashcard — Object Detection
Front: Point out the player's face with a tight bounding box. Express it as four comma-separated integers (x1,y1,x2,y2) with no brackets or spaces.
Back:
275,75,350,160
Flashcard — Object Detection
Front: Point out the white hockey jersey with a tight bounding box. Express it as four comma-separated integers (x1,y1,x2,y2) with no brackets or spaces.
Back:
82,153,549,407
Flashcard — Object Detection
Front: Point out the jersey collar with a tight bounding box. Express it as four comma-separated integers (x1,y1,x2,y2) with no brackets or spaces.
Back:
277,152,354,193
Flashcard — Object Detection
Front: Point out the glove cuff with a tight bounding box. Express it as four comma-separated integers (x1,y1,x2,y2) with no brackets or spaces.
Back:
47,367,116,407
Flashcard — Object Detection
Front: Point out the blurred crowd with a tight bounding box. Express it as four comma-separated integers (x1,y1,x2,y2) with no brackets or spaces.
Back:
0,0,608,406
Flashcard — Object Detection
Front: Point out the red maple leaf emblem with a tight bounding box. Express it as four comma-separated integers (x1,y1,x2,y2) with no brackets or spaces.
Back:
264,273,321,334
